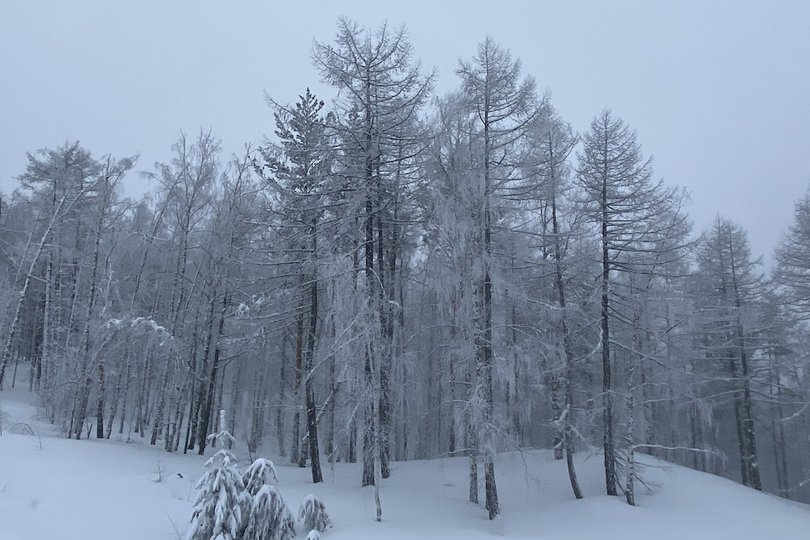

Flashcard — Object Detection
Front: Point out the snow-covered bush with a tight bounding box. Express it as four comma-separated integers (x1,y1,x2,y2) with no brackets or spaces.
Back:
242,458,279,496
242,485,296,540
305,530,321,540
298,494,332,533
186,449,248,540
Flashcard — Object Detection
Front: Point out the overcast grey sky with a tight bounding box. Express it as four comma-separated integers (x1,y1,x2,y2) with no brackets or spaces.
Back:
2,1,808,263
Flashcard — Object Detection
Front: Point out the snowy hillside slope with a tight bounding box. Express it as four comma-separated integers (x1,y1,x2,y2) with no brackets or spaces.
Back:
0,383,807,540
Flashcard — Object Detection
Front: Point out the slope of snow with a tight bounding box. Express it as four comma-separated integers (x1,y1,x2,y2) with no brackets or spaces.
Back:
0,384,807,540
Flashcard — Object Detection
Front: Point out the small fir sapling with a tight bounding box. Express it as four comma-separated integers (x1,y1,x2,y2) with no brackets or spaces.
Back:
242,458,279,496
241,457,294,540
298,494,332,532
243,485,296,540
186,411,249,540
305,530,321,540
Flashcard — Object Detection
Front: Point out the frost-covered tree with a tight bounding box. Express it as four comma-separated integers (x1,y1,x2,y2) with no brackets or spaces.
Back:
576,110,687,498
422,91,485,503
242,458,279,495
240,457,292,540
693,217,763,490
255,88,334,483
297,494,332,533
243,485,296,540
0,142,102,392
187,452,246,540
522,102,584,499
313,18,434,493
456,36,537,519
775,188,810,318
187,411,248,540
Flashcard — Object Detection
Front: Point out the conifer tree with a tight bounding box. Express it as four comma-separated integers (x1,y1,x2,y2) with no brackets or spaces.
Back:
243,485,296,540
298,494,333,533
187,411,248,540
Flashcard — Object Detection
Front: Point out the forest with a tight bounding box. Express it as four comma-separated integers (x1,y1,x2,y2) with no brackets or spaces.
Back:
0,19,808,520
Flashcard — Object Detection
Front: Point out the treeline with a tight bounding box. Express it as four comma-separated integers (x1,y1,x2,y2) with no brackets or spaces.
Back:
0,19,808,515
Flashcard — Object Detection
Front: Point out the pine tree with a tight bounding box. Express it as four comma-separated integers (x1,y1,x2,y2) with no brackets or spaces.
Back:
256,88,332,483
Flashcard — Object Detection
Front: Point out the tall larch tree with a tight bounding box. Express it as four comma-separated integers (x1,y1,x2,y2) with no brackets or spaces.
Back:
576,110,685,497
457,37,537,519
312,18,434,497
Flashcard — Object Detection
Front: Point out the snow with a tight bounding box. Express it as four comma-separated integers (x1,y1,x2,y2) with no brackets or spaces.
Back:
0,383,807,540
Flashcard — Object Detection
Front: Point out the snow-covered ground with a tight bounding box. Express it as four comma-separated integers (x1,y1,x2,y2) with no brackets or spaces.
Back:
1,383,807,540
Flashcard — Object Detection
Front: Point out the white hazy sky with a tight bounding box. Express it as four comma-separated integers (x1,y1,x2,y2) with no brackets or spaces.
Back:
2,1,809,263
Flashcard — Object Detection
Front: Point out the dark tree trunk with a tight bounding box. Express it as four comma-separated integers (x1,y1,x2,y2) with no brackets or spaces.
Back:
305,223,323,483
467,351,478,504
349,413,357,463
729,353,751,486
600,168,617,496
551,194,583,500
361,138,376,487
769,350,789,498
689,401,705,472
480,114,499,519
197,292,228,456
377,211,391,480
737,339,761,490
550,372,563,460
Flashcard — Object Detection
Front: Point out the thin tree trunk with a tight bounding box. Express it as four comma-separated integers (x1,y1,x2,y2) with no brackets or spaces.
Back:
725,345,751,486
196,292,228,455
292,307,305,466
481,109,499,520
689,401,705,471
737,340,761,489
467,364,479,504
625,324,642,507
276,330,288,457
104,361,124,439
227,361,243,450
768,349,789,498
600,160,617,496
327,317,336,462
551,195,583,499
117,355,132,437
361,85,379,488
305,231,323,483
